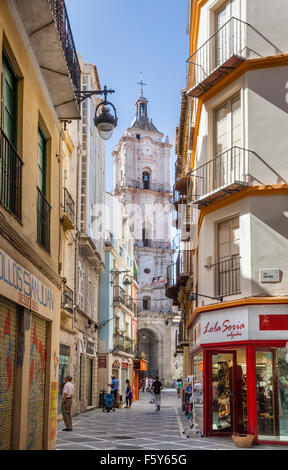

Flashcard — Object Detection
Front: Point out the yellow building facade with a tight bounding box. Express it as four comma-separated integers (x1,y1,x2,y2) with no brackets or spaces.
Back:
0,0,80,449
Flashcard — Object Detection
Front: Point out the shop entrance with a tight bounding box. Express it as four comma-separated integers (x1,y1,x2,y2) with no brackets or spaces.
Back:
208,350,247,435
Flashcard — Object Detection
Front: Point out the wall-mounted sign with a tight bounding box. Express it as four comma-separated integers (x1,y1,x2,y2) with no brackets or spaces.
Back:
98,355,107,368
151,276,165,286
86,341,95,356
122,362,128,369
259,268,280,283
0,248,54,315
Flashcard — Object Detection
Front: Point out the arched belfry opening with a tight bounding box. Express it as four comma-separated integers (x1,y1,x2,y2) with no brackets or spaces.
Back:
137,328,159,378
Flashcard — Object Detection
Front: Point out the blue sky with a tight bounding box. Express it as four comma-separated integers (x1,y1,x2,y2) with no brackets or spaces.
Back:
66,0,189,192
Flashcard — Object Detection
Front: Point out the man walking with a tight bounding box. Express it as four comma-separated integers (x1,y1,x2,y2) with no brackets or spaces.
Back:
152,376,163,413
62,375,74,431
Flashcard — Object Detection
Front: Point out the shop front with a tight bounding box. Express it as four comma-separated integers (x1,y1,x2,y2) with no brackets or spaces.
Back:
189,302,288,445
133,359,148,400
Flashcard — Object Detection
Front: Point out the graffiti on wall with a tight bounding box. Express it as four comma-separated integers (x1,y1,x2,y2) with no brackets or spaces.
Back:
26,321,46,450
0,308,14,449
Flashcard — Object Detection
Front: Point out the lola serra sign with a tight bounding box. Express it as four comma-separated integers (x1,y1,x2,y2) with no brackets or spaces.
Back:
0,248,54,316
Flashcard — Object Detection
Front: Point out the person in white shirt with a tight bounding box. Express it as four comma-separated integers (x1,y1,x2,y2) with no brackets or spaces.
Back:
62,375,74,431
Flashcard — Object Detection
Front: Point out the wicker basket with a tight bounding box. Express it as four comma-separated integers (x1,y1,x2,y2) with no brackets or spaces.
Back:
232,433,254,448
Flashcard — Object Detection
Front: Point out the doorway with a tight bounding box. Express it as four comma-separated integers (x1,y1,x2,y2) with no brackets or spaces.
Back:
208,350,247,435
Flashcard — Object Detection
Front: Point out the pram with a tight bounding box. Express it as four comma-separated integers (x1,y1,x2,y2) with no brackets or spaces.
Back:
102,392,116,412
183,375,204,438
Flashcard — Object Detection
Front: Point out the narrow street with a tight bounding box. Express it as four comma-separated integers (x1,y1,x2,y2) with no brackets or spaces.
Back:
57,390,283,451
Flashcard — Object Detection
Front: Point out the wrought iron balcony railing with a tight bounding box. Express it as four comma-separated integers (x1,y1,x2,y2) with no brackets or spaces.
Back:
186,17,281,97
188,147,253,207
0,129,23,220
213,256,241,298
37,188,51,252
61,285,73,312
48,0,81,93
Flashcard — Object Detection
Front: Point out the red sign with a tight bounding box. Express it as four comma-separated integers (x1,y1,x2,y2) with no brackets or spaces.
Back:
98,356,107,368
122,362,128,369
259,315,288,331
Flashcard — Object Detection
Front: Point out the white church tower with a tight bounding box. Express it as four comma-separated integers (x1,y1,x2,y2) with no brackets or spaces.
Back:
113,86,182,385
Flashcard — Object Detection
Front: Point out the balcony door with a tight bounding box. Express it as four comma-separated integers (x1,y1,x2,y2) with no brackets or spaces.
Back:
216,216,240,297
216,0,240,66
214,94,241,191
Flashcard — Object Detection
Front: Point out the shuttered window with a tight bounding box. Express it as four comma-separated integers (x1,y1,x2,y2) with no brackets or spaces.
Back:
26,314,47,450
0,297,17,450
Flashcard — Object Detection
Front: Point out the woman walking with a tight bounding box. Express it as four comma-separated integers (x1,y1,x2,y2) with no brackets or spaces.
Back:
125,379,133,408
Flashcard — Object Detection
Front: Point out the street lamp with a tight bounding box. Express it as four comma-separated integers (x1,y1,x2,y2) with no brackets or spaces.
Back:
75,85,118,141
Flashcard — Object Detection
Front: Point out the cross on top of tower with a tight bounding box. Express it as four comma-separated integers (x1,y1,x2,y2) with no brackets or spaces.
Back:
137,79,147,97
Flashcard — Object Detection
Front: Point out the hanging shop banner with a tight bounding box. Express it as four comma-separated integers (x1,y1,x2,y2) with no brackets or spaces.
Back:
0,248,54,316
151,276,165,286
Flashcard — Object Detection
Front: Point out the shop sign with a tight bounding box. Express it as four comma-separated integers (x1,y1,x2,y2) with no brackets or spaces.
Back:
259,269,280,283
122,362,128,369
201,308,249,344
151,275,165,286
0,248,54,315
112,360,121,370
98,355,107,368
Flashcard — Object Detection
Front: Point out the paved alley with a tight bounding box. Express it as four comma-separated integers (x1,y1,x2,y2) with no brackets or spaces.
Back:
56,389,284,451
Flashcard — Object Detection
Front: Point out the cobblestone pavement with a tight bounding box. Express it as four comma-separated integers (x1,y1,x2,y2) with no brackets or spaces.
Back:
56,389,285,451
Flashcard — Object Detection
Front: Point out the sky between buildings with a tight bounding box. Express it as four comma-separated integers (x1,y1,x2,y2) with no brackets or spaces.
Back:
66,0,189,193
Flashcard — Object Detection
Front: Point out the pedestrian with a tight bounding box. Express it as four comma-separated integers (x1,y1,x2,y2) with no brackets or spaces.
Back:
177,379,182,398
108,375,119,404
62,375,74,432
125,379,133,408
152,376,163,412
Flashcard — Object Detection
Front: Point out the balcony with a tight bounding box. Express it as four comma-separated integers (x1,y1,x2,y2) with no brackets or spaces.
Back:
0,129,23,221
104,230,113,247
15,0,81,119
166,251,193,304
37,187,51,252
213,256,241,298
113,333,135,355
188,147,254,207
78,234,104,272
60,187,75,230
186,17,282,98
61,284,73,313
174,175,190,196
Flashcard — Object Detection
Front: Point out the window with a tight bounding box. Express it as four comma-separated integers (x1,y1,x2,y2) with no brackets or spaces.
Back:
215,0,240,65
37,126,50,251
0,51,22,219
142,227,149,247
214,94,241,155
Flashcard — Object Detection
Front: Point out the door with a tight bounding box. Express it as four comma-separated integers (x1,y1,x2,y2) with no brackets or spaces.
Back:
86,357,93,407
209,351,247,435
256,350,278,439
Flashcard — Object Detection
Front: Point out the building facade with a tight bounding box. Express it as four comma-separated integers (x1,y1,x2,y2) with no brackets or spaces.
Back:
0,0,80,449
173,0,288,445
113,92,181,386
98,192,138,401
